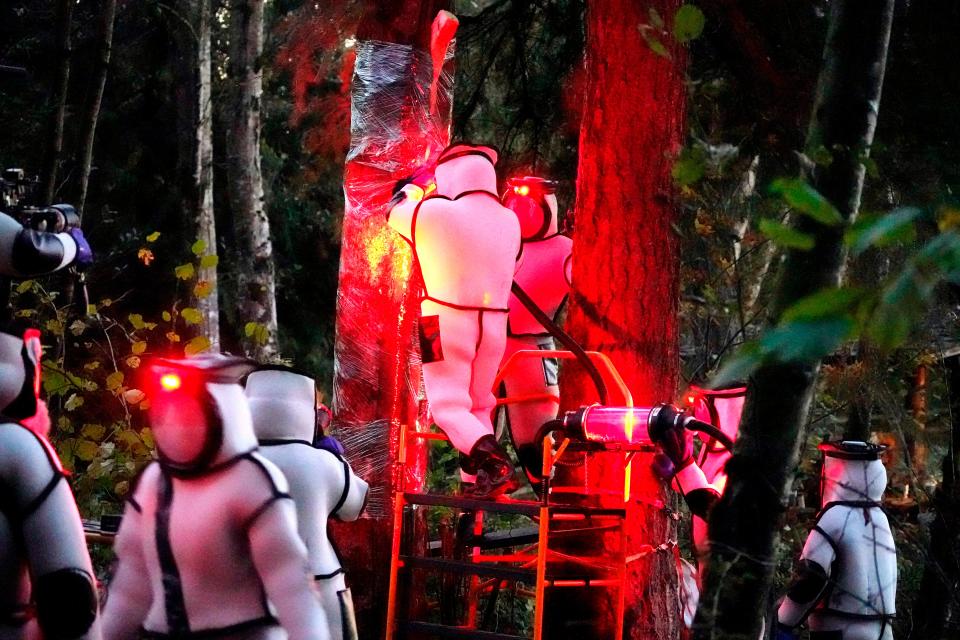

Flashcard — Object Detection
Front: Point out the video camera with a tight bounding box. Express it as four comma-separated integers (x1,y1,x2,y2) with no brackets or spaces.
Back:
2,168,81,234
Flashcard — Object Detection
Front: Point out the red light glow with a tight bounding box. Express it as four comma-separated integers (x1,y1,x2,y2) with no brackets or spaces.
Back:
516,185,530,197
160,373,182,391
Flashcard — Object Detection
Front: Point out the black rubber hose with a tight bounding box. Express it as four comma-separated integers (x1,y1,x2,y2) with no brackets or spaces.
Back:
510,281,609,405
684,417,735,452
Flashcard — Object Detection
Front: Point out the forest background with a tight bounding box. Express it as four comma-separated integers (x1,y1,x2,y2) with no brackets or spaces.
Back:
1,0,960,638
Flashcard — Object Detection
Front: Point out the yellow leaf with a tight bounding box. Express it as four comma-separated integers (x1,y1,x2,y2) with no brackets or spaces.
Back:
106,371,125,391
75,440,99,462
191,239,207,255
166,331,181,343
86,303,98,315
15,309,35,318
200,254,219,268
181,308,203,325
83,361,101,371
244,321,259,337
123,388,146,405
184,335,211,356
100,298,113,307
45,319,64,335
175,263,195,280
141,427,154,447
138,248,155,266
128,314,146,330
81,424,106,440
114,481,130,496
69,320,87,336
162,310,172,322
16,280,34,294
194,280,214,298
146,231,161,242
144,322,158,330
131,341,147,355
125,355,141,369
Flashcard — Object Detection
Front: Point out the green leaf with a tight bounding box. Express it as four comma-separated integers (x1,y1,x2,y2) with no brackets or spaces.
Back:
131,340,147,355
844,207,921,255
128,313,146,330
761,317,855,363
16,280,34,294
640,30,671,58
648,7,665,29
200,254,219,268
672,147,706,187
769,178,843,226
184,335,211,356
673,4,706,43
191,239,207,255
712,342,763,387
781,287,863,323
181,307,203,325
146,231,161,242
175,263,195,280
758,218,815,250
808,145,833,168
106,371,125,392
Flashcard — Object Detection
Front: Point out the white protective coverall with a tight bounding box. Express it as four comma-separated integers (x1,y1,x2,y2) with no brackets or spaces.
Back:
102,355,329,640
0,328,99,640
245,368,369,640
0,212,82,276
498,177,572,487
777,441,897,640
388,143,521,457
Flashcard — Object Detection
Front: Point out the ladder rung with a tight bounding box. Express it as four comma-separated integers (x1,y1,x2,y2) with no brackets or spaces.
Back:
400,556,537,582
400,621,528,640
404,493,540,516
475,526,540,549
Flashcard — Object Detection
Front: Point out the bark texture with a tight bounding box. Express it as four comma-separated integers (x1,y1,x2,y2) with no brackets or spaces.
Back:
170,0,219,347
331,2,448,637
77,0,118,218
694,3,895,638
41,0,74,204
556,0,686,637
909,354,960,638
225,0,278,361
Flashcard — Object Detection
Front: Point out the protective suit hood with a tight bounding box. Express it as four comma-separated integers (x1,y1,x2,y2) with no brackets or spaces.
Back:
433,143,499,198
502,176,560,240
147,354,257,477
819,440,887,505
245,367,317,443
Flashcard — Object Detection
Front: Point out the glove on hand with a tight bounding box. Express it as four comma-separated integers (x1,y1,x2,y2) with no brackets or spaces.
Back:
67,228,93,270
648,406,694,470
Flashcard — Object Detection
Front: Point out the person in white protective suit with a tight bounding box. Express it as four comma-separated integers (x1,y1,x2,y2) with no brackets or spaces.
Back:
245,367,369,640
0,209,92,278
101,354,330,640
647,384,746,629
497,176,572,491
777,441,897,640
388,142,521,498
0,326,99,640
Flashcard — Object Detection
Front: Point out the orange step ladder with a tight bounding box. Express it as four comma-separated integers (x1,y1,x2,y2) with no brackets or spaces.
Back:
384,351,646,639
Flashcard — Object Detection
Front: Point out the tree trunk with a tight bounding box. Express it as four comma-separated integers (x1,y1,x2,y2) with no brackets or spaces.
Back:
170,0,219,347
694,3,895,639
41,0,73,204
225,0,277,361
76,0,118,218
554,0,686,637
330,2,449,638
910,353,960,639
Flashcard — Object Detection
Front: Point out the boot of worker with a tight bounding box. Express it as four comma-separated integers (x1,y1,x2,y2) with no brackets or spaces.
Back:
461,435,519,499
